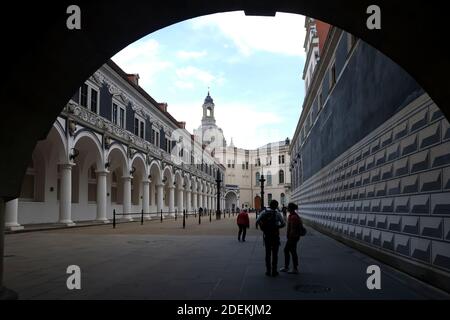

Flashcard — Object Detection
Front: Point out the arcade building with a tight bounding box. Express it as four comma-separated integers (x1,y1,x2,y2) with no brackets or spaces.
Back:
4,60,226,230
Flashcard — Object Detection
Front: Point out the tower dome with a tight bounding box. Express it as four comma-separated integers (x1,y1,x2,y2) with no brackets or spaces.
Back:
204,91,214,104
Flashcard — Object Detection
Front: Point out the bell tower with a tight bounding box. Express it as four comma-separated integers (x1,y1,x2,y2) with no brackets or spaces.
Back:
202,90,216,126
194,90,227,150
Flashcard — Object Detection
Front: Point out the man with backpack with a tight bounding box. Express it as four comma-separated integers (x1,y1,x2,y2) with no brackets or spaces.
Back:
256,200,286,277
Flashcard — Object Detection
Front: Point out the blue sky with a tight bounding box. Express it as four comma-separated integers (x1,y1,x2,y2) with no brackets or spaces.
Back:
112,11,306,149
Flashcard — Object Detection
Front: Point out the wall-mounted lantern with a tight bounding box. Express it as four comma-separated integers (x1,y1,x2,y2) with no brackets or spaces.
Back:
69,148,79,161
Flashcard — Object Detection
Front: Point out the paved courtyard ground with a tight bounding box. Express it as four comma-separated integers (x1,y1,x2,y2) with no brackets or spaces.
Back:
3,214,449,299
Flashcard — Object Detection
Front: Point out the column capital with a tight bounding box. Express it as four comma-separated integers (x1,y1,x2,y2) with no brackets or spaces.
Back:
142,179,150,184
59,162,75,170
122,175,132,181
168,185,176,190
156,183,165,188
96,170,109,176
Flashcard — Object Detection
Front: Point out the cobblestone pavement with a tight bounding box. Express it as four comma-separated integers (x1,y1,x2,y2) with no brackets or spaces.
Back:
3,214,449,299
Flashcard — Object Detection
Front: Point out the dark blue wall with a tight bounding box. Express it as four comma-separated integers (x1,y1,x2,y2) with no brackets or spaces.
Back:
71,88,79,103
99,83,112,121
300,40,423,182
126,102,135,133
145,118,151,142
160,128,165,150
335,35,348,76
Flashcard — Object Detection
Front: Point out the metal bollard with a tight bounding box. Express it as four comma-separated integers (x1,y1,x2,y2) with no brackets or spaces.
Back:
198,210,201,225
113,209,116,229
210,210,212,222
160,209,163,223
183,209,186,229
175,209,177,221
141,209,144,225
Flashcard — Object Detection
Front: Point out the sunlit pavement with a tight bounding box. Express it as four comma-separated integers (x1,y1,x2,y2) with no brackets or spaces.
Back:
3,214,449,299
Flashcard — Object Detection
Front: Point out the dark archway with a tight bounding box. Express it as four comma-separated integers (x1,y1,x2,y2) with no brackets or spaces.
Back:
0,0,449,201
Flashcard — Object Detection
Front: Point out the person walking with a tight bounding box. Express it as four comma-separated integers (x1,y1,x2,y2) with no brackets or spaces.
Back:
280,203,303,274
256,200,285,277
236,209,250,242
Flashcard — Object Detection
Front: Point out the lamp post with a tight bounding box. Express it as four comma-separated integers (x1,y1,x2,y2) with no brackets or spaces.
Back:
216,169,222,220
259,174,266,212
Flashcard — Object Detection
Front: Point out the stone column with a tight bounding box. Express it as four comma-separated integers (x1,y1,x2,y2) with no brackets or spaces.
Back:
0,198,18,299
177,187,184,214
96,170,109,223
150,182,156,210
193,191,197,211
168,186,175,215
142,179,150,219
203,193,207,210
122,175,133,221
186,190,191,213
5,199,23,231
199,192,203,209
59,163,75,226
156,183,164,214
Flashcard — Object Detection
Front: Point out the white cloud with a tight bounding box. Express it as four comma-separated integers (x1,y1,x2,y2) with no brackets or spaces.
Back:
176,66,215,84
174,66,225,90
215,101,285,149
111,38,172,91
176,50,207,59
191,11,305,57
174,80,194,90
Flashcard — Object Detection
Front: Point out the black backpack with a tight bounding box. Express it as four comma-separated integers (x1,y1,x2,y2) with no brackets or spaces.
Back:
260,210,278,235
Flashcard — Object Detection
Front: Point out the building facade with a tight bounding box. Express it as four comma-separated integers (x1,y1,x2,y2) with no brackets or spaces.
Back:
4,60,226,230
218,139,291,211
303,17,330,92
290,24,450,280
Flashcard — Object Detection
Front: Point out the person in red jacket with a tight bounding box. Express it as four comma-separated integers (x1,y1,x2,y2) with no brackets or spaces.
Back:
280,203,302,274
236,209,250,242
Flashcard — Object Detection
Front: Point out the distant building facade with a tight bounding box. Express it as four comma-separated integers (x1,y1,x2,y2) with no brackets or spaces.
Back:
219,140,291,211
